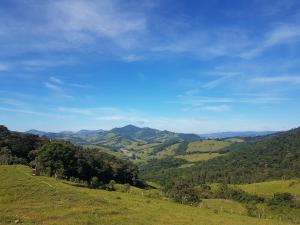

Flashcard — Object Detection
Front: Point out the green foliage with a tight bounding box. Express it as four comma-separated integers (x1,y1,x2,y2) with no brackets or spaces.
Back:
152,139,180,154
0,147,13,165
37,141,77,178
174,141,189,155
267,193,296,207
0,125,46,164
215,184,264,204
178,128,300,185
166,180,201,206
90,176,101,188
139,157,186,185
2,165,296,225
76,148,139,185
105,180,116,191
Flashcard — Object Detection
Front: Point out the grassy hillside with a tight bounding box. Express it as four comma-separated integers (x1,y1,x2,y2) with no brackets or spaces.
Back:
0,165,293,225
184,127,300,184
234,180,300,198
176,152,223,162
187,140,234,153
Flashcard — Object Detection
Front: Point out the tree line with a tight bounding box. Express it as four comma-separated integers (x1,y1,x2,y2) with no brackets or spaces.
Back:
0,125,140,187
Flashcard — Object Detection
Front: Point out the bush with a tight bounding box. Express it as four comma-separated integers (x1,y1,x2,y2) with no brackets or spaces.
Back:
268,193,296,207
106,180,116,191
90,176,101,188
167,180,201,206
215,183,264,204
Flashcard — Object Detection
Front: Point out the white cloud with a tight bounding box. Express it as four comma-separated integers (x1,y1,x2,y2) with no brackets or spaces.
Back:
96,116,125,121
122,54,143,62
0,98,26,107
0,107,64,118
241,24,300,59
200,105,230,112
48,0,146,49
252,76,300,84
49,76,62,84
0,63,10,72
44,82,62,92
58,106,119,116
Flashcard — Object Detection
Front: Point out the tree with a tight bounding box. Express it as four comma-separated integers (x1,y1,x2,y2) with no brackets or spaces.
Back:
37,141,77,178
167,179,200,205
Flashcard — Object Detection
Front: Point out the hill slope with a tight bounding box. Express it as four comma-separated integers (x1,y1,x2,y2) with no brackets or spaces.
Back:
187,127,300,184
26,125,201,146
0,165,292,225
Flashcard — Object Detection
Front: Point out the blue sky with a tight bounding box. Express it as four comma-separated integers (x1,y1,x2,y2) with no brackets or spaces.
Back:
1,0,300,133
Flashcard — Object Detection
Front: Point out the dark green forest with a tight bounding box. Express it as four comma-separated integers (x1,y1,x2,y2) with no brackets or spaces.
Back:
140,127,300,186
0,125,139,186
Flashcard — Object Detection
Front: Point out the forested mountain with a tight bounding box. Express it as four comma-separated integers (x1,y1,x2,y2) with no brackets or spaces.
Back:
140,127,300,186
189,127,300,184
26,125,201,146
26,129,105,139
0,125,46,164
0,125,139,186
200,131,278,139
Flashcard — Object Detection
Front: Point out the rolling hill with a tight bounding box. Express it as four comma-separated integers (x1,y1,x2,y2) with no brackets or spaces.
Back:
0,165,294,225
200,131,278,139
26,125,201,146
184,127,300,184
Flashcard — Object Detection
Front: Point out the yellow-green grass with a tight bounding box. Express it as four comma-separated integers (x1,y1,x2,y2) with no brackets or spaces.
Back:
234,180,300,198
157,143,181,157
175,152,224,162
0,165,292,225
187,140,233,153
201,199,246,215
178,163,195,169
225,138,244,143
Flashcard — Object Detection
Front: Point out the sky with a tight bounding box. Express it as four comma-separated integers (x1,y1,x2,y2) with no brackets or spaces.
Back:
1,0,300,134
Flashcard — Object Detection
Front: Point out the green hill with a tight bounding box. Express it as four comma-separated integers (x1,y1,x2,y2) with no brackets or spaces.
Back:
233,180,300,198
26,125,201,149
184,127,300,184
0,165,293,225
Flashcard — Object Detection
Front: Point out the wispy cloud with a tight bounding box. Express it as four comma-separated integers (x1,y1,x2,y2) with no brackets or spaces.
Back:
44,82,62,92
0,98,26,107
252,75,300,84
0,63,10,72
241,24,300,59
58,106,119,116
0,107,64,118
122,54,143,62
49,76,62,84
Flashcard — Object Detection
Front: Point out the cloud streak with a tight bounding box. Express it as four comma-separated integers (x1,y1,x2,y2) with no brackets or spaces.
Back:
252,76,300,84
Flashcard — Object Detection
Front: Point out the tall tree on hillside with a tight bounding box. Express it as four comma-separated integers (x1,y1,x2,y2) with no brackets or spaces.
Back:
37,141,77,178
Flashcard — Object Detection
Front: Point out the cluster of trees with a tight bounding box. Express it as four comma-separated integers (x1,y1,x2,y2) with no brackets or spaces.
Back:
141,128,300,187
38,141,141,186
185,128,300,184
0,125,47,164
165,179,200,205
139,157,186,185
151,139,180,154
0,126,140,187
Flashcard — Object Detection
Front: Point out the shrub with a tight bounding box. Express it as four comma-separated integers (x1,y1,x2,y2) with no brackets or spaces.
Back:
167,180,201,206
106,180,116,191
90,176,101,188
268,193,296,207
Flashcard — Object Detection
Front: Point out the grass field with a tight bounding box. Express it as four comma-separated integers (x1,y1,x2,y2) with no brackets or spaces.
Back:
201,199,246,215
234,180,300,198
187,140,233,153
157,143,181,157
175,152,224,162
0,165,293,225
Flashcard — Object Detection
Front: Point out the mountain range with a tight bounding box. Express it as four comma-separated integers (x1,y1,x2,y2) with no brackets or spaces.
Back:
199,131,278,139
26,125,201,147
